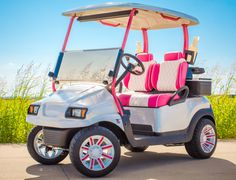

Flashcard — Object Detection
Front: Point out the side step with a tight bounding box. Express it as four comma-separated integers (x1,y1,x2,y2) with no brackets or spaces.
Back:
132,133,188,147
122,110,191,147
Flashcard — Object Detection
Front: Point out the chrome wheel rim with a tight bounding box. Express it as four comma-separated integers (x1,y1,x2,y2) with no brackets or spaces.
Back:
200,125,216,153
33,130,64,159
79,135,115,171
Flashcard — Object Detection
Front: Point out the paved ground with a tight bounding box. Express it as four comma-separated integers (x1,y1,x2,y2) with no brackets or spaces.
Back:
0,141,236,180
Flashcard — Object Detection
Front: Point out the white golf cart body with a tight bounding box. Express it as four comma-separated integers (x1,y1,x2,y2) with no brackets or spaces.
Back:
26,2,214,148
27,85,210,133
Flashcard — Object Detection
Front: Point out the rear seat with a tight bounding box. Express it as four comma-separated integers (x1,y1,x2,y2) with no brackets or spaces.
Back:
118,52,188,108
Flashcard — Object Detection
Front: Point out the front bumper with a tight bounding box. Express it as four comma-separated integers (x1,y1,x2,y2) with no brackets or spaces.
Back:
43,127,79,148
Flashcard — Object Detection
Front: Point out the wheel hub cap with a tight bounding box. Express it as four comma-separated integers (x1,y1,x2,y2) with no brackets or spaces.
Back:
200,124,216,153
89,145,103,159
79,135,115,171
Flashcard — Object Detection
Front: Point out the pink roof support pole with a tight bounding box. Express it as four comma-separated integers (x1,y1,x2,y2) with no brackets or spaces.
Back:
61,16,76,52
182,24,189,54
142,28,148,53
121,8,136,50
52,16,76,92
52,80,57,92
111,9,136,116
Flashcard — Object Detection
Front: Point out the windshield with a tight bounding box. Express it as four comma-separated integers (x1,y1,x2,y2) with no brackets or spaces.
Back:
56,48,120,84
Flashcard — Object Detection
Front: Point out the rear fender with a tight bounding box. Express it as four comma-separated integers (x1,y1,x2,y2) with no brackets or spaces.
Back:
186,107,215,142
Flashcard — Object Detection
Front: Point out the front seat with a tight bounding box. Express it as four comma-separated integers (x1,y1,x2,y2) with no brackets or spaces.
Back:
117,53,156,105
118,52,188,108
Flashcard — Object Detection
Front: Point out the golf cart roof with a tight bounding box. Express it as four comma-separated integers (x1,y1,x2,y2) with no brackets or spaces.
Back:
63,2,199,30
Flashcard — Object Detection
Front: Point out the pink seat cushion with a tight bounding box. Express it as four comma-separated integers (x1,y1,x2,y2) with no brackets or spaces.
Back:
117,93,131,107
117,92,179,108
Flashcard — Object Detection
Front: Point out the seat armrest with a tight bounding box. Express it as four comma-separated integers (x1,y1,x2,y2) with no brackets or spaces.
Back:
168,86,189,106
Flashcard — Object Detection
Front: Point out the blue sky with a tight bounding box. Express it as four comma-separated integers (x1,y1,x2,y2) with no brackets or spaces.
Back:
0,0,236,84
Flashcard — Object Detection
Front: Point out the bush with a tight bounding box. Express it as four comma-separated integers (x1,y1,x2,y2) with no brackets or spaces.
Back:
0,63,49,143
208,95,236,139
0,98,33,143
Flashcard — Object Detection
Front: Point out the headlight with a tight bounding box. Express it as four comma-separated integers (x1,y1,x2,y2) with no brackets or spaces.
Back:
28,105,40,115
65,107,88,119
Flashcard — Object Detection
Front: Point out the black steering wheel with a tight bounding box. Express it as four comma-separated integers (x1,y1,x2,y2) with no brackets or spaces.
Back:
121,53,145,75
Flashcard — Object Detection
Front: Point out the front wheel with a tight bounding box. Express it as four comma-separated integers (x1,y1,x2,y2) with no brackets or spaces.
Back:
69,126,121,177
27,126,68,165
185,118,217,159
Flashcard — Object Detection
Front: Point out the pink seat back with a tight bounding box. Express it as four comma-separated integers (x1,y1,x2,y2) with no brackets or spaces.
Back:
164,52,184,61
151,52,188,91
123,53,155,92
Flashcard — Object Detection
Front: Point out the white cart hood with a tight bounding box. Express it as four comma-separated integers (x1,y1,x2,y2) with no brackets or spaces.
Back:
44,84,105,104
27,84,123,129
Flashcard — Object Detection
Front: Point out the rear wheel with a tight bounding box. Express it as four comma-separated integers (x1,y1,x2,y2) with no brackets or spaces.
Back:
69,126,120,177
185,118,217,159
27,126,68,165
124,144,148,152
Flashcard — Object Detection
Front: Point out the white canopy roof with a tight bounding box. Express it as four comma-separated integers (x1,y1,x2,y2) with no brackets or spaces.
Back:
63,2,199,30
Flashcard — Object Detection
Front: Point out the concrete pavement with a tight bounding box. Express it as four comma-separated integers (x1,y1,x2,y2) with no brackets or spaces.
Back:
0,141,236,180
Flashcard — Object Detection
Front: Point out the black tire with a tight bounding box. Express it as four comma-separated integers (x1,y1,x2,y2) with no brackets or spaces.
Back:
124,144,148,152
69,126,121,177
185,118,217,159
27,126,68,165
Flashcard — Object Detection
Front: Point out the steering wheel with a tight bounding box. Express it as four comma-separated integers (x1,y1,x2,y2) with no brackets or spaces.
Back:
121,53,145,75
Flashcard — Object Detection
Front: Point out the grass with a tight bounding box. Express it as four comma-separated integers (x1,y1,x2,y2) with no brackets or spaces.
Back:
0,98,33,143
208,95,236,139
0,63,49,143
0,63,235,143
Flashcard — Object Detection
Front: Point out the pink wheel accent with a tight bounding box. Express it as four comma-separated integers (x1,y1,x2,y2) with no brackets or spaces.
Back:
90,159,94,170
202,144,210,151
206,141,214,146
97,136,104,146
97,158,105,169
89,137,94,146
102,144,113,150
82,154,89,161
206,134,215,138
204,127,213,134
82,146,89,151
102,153,113,160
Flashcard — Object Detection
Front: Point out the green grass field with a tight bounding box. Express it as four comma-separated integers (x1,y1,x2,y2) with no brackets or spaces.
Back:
0,98,33,143
208,95,236,139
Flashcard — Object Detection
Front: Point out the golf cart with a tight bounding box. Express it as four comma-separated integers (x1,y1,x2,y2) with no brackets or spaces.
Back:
26,2,217,177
